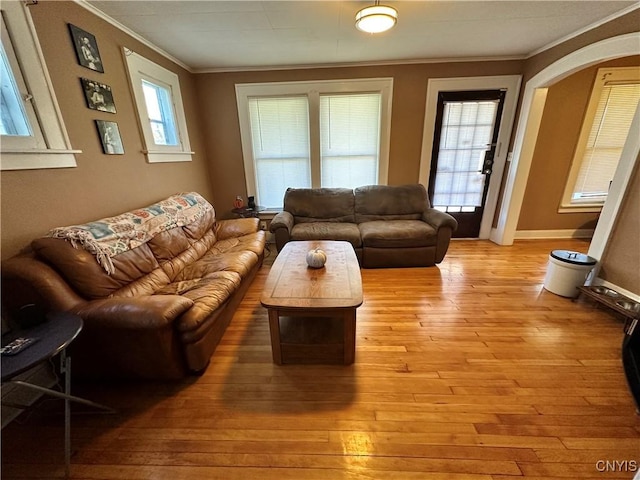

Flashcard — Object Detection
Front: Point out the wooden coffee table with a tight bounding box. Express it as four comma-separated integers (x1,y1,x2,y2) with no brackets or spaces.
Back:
261,240,363,365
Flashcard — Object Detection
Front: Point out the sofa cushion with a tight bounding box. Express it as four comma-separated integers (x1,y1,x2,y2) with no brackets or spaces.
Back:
355,184,429,223
359,220,437,248
291,222,362,248
156,270,241,335
212,231,266,259
177,250,259,281
285,187,355,223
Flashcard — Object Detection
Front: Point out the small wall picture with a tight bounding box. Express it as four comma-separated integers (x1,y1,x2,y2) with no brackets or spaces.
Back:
81,78,116,113
96,120,124,154
69,24,103,73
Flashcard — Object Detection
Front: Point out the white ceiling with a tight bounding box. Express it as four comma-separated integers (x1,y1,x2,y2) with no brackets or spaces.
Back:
85,1,639,72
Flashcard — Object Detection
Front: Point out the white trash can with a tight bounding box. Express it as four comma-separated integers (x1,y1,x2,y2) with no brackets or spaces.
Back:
543,250,597,298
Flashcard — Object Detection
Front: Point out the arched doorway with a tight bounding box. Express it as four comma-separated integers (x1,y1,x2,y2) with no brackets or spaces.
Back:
493,32,640,260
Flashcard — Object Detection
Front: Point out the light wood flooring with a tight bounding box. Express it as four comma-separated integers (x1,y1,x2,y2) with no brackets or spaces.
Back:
3,239,639,479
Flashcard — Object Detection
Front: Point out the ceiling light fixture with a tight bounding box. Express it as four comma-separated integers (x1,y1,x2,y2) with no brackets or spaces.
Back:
355,1,398,34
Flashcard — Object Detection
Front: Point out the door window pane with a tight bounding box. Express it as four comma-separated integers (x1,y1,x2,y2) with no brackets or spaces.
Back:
433,100,498,208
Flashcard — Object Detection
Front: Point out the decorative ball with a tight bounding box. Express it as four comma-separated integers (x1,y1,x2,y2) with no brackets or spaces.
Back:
306,248,327,268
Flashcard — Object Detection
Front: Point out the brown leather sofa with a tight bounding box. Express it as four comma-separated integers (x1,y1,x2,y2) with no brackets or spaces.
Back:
1,192,266,379
269,184,457,268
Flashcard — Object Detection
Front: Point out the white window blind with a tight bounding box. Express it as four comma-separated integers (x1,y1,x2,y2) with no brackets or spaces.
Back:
248,96,310,209
320,93,381,188
572,83,640,203
561,67,640,210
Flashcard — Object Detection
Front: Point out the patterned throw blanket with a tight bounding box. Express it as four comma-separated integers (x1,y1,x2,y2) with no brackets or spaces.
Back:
46,192,214,274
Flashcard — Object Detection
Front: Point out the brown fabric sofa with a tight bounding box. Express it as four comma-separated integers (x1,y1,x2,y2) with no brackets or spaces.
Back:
269,184,457,268
1,192,266,379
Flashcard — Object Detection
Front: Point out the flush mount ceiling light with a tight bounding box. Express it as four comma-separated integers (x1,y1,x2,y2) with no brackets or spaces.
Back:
355,1,398,34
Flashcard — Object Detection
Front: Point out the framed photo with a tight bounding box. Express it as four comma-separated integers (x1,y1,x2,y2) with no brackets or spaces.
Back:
81,78,116,113
68,24,104,73
95,120,124,154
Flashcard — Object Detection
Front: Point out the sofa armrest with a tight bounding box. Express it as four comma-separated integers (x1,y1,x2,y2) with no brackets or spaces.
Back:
1,254,86,314
422,209,457,264
216,218,259,240
422,209,458,232
69,295,194,330
269,211,294,232
269,211,294,251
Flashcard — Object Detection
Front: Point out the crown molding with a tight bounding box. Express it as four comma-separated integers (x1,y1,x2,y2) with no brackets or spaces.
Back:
193,55,527,74
72,0,194,73
527,3,640,59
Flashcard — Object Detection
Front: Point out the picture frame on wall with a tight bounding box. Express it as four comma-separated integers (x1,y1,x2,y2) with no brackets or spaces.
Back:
81,78,116,113
68,24,104,73
96,120,124,154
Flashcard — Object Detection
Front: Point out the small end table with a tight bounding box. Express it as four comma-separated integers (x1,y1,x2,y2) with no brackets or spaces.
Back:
1,311,113,478
231,205,265,218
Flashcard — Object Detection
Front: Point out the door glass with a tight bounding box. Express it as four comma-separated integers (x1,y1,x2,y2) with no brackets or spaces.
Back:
432,100,499,209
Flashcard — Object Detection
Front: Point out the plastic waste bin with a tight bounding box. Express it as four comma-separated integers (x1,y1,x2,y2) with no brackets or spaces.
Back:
543,250,597,298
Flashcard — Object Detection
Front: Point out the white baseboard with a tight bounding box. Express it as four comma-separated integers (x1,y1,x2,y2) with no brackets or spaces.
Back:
514,229,594,239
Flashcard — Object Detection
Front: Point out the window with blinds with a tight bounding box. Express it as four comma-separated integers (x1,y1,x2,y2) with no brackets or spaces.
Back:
562,67,640,209
320,93,381,188
236,79,392,210
248,96,311,209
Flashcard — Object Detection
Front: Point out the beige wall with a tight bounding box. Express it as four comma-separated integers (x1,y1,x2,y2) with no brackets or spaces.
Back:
195,61,524,215
1,0,638,276
0,2,213,259
518,55,640,231
599,157,640,294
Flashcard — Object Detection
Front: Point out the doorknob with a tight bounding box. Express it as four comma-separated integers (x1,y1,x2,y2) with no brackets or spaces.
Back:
481,151,494,175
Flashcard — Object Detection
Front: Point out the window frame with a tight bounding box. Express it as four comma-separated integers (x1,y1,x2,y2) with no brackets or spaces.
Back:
560,66,640,213
0,2,79,171
235,78,393,210
123,48,193,163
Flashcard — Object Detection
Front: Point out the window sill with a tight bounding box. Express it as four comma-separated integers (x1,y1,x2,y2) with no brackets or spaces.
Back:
1,149,80,171
558,204,603,214
144,150,194,163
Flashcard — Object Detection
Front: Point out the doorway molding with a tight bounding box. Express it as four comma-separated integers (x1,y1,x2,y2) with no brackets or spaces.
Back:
492,32,640,254
418,75,522,239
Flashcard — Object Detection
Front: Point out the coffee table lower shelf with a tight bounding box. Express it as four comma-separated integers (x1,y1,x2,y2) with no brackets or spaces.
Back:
267,309,356,365
279,316,346,364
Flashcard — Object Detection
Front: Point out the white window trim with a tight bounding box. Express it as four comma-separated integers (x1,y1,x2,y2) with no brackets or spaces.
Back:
123,48,193,163
235,78,393,205
0,1,79,171
559,66,640,213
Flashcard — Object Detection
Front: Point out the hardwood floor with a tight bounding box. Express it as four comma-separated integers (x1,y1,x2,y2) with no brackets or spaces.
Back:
3,239,639,479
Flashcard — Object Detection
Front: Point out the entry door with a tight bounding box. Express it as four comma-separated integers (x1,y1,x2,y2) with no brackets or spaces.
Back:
428,90,506,238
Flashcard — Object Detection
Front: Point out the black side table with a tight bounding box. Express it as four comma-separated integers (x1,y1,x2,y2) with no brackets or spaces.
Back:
231,205,265,218
1,311,113,478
